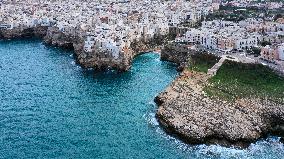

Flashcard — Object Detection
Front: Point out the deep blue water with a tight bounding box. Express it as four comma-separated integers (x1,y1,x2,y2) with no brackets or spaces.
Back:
0,39,283,159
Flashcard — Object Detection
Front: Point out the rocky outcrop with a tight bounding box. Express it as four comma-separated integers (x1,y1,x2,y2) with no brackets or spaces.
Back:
43,27,75,49
42,26,130,70
75,47,133,71
155,70,284,148
0,26,48,39
1,26,168,71
161,42,198,71
74,34,168,71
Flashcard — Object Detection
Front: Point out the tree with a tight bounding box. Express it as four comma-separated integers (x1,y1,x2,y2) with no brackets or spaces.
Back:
274,14,283,21
260,41,271,47
251,47,261,56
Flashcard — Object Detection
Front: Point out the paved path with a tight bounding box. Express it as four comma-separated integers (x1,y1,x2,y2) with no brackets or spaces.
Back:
207,55,239,76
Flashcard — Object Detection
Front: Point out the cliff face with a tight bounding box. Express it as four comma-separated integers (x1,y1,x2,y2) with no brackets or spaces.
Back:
0,26,168,71
161,42,198,70
75,48,133,71
42,27,131,70
43,27,75,49
158,44,284,147
0,26,48,39
154,69,284,148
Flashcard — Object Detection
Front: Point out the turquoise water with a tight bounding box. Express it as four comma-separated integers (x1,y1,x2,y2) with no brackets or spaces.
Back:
0,39,283,159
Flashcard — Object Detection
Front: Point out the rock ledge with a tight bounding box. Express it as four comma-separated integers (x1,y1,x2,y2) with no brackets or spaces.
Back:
155,70,284,148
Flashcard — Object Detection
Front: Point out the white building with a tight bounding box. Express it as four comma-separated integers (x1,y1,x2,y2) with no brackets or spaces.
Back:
278,43,284,60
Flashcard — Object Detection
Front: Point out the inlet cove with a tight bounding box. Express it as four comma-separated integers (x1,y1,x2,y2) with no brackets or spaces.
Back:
0,39,283,158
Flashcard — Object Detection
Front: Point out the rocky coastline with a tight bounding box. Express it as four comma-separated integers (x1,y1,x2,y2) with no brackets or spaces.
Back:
156,44,284,148
0,26,48,39
3,26,283,148
161,42,198,71
0,26,168,71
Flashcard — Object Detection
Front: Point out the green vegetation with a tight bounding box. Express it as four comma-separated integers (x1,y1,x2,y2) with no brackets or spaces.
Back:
206,5,283,22
247,47,261,56
204,60,284,102
260,41,272,47
274,14,283,21
188,53,220,73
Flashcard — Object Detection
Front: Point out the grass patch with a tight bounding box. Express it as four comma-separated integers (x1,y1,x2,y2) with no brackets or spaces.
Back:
188,53,220,73
205,60,284,102
206,5,283,22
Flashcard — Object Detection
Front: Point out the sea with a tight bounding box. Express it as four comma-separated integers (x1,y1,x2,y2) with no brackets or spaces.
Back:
0,39,283,158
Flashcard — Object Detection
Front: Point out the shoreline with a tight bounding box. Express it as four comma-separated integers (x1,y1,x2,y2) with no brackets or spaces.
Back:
156,43,284,148
155,69,284,148
2,27,283,149
0,26,170,72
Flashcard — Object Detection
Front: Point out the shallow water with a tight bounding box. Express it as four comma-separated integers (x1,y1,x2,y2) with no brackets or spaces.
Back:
0,39,283,159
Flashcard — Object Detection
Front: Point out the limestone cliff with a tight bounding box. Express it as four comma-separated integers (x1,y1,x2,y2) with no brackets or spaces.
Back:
0,26,169,71
155,70,284,148
156,46,284,148
43,27,75,49
161,42,198,70
0,26,48,39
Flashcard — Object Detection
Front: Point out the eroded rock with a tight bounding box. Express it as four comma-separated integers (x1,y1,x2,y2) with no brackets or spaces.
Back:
155,70,284,148
0,26,168,71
